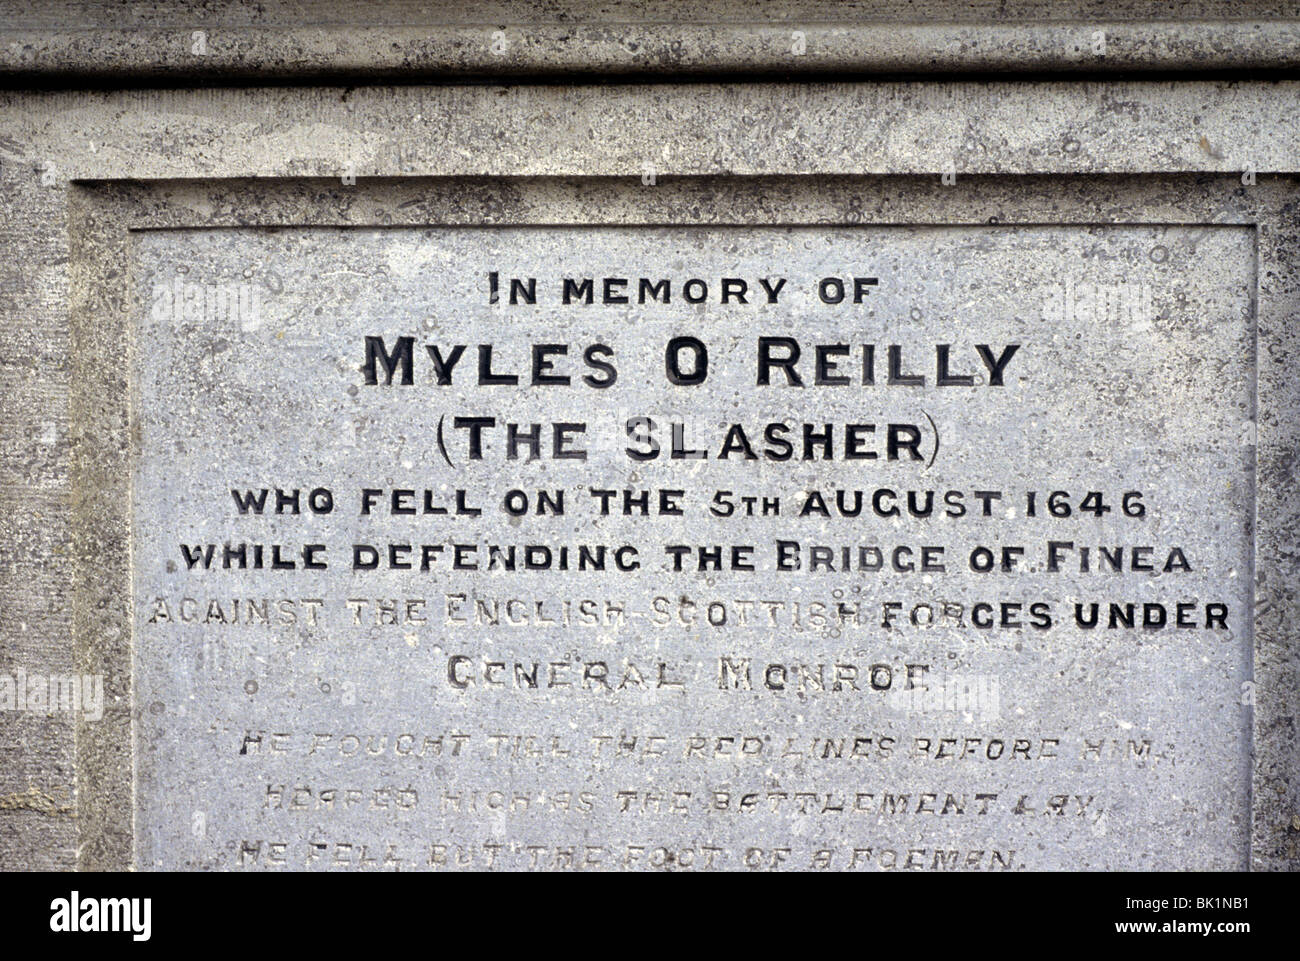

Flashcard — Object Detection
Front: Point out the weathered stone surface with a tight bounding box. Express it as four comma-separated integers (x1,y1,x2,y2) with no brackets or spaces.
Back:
3,1,1300,81
126,222,1258,870
1,4,1299,873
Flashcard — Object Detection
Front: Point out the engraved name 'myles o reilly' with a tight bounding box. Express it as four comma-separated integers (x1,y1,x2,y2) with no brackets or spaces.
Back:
361,334,1020,394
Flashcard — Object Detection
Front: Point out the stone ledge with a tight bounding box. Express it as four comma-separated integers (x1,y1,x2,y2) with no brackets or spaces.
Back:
3,20,1300,84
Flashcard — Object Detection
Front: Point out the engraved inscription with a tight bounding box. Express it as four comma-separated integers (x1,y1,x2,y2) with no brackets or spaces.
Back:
132,225,1255,870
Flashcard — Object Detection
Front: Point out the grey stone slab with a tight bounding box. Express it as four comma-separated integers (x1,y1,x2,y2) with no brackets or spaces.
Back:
50,171,1300,873
50,171,1300,872
0,72,1297,872
127,222,1255,870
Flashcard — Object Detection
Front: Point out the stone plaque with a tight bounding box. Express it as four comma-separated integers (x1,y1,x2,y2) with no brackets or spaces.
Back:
131,222,1255,871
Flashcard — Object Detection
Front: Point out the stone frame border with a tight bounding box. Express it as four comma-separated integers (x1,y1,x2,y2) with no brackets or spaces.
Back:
64,172,1299,871
7,20,1300,84
3,1,1300,84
